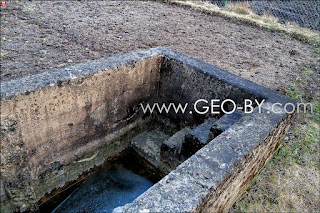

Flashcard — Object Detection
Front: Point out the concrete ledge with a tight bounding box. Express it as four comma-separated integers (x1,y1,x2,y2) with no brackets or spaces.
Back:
1,48,163,99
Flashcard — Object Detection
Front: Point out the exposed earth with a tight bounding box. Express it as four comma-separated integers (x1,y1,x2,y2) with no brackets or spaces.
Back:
1,1,319,100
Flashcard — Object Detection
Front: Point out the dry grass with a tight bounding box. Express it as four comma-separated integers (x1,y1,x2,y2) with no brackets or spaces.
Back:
225,2,253,16
229,101,320,212
230,160,320,212
171,1,320,47
229,62,320,212
229,53,319,211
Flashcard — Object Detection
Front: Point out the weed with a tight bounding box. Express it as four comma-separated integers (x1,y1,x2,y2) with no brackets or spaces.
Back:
262,12,278,24
2,37,13,42
23,6,37,12
284,83,304,101
39,50,47,55
13,34,23,40
0,52,9,59
284,65,317,102
226,3,252,15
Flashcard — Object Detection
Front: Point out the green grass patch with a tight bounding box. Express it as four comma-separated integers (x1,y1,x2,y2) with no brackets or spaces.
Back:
284,83,304,101
22,6,38,12
0,52,9,59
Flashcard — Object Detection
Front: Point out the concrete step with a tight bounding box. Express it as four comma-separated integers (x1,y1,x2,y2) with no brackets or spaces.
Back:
181,119,217,158
208,110,244,141
160,128,191,171
181,111,244,158
131,130,170,168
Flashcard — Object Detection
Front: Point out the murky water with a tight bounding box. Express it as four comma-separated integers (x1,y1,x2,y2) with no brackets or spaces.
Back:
52,164,153,213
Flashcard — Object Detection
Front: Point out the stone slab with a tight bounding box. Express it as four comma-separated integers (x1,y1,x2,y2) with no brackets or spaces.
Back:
160,127,191,171
208,110,244,140
131,130,170,168
181,119,216,157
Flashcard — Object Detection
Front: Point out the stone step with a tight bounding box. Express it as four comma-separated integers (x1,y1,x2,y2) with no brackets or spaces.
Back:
208,110,244,141
131,130,170,168
160,128,191,171
181,111,244,158
181,119,216,158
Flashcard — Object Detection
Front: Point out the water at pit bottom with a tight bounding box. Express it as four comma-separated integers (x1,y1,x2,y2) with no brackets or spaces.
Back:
52,164,153,213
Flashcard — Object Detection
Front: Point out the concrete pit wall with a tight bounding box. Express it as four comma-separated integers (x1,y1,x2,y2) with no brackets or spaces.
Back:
115,104,293,213
112,47,296,213
158,56,261,124
1,52,162,212
1,47,296,212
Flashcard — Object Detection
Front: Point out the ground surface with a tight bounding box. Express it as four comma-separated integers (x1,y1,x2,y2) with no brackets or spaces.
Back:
1,1,318,96
1,1,319,212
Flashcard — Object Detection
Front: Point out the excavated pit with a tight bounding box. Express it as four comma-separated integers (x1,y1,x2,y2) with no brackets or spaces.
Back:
0,47,296,212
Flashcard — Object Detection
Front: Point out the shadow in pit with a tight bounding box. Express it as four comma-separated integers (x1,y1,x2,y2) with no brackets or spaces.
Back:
36,148,164,213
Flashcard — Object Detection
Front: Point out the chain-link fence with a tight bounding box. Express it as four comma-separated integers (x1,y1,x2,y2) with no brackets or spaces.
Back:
208,0,320,31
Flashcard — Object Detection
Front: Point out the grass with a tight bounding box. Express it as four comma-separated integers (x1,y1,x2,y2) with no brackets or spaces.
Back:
225,3,253,16
284,83,304,101
229,60,320,212
22,6,38,12
230,103,320,212
171,1,320,47
0,52,9,59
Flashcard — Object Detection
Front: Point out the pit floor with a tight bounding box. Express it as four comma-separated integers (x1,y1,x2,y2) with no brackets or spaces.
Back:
38,146,165,213
52,163,154,213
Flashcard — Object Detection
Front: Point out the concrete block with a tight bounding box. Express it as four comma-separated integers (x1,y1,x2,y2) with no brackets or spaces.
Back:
160,128,191,171
181,119,216,158
208,110,244,141
131,130,170,168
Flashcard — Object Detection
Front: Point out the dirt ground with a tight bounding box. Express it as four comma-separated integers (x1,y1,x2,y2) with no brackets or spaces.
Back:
1,1,319,97
1,0,319,212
